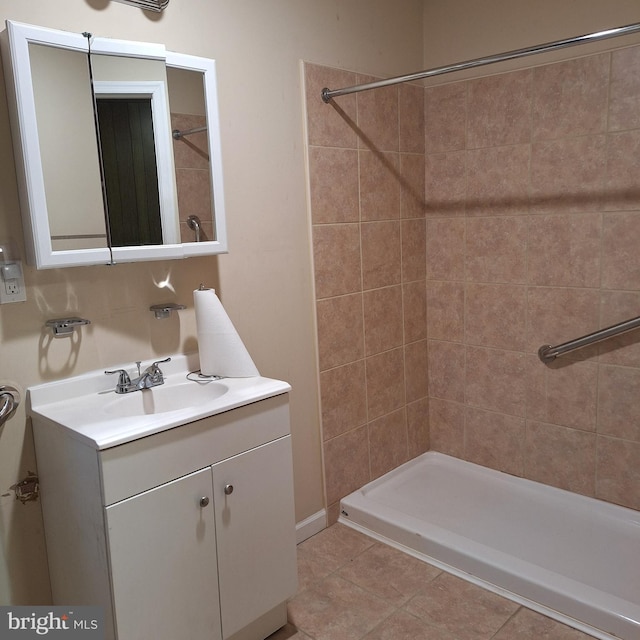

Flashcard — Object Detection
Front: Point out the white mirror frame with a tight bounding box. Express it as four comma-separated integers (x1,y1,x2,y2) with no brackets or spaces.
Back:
165,51,227,259
1,20,228,268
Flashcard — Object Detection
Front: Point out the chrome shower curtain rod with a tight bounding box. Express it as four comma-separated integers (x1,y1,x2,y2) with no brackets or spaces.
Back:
321,21,640,102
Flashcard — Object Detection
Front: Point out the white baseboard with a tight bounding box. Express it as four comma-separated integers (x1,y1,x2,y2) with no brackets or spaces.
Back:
295,509,326,544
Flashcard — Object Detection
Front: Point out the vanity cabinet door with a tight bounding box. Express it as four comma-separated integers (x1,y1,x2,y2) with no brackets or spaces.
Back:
105,467,222,640
212,435,297,639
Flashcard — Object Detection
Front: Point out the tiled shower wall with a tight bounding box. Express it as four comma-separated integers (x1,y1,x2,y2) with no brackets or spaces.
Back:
171,112,214,243
304,64,429,521
305,45,640,520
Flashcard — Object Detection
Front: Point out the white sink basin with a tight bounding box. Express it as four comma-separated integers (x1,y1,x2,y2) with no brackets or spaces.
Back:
103,381,228,417
27,353,291,449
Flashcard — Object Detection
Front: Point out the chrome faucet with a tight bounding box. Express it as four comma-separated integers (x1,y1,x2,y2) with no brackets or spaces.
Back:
105,357,171,394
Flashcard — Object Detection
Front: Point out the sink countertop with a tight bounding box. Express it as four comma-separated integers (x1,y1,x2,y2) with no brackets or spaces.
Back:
27,353,291,450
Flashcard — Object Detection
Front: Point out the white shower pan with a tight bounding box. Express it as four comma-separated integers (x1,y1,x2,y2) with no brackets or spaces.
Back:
339,452,640,640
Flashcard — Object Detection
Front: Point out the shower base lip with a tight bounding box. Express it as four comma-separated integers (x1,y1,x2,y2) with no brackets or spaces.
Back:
339,452,640,640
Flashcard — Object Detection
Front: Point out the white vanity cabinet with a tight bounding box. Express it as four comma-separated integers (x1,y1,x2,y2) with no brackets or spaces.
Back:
32,391,297,640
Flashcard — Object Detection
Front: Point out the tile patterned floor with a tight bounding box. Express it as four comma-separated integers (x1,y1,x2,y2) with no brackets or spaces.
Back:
270,523,595,640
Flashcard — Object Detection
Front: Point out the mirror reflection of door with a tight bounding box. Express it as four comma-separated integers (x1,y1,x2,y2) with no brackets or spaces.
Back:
96,97,163,246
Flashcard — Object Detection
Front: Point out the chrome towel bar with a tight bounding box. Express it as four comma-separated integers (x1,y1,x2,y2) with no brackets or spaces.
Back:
538,314,640,363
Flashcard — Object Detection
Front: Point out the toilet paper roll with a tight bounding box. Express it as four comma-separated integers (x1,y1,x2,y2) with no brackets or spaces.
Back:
194,288,260,377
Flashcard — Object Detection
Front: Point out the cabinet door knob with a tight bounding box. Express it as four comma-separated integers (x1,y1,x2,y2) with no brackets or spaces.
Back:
224,484,234,495
200,496,210,507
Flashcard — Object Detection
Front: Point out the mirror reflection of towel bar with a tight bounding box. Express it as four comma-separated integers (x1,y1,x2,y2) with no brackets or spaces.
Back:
172,126,208,140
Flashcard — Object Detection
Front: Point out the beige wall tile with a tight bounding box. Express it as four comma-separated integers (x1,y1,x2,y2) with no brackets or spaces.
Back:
323,426,370,506
526,356,598,432
425,82,467,153
304,63,358,148
596,436,640,510
363,285,403,356
400,154,426,219
465,407,525,476
426,280,464,343
356,75,399,152
465,216,527,284
428,340,465,402
369,409,409,479
524,421,596,496
527,214,601,287
308,147,360,224
605,130,640,210
609,45,640,131
532,54,609,140
425,151,466,216
466,144,530,216
407,397,430,457
361,220,402,289
530,136,606,213
601,212,640,289
359,150,401,221
312,223,362,299
403,281,428,344
320,361,367,441
399,83,425,154
429,398,464,457
366,347,406,420
426,217,465,281
404,339,429,403
316,293,365,370
597,364,640,442
466,346,526,417
467,70,532,149
465,283,527,351
401,218,426,282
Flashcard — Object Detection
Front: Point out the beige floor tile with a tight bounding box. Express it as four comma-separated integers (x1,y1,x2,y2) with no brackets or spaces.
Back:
287,573,395,640
337,542,442,605
267,622,313,639
297,523,375,567
405,572,519,640
492,608,595,639
363,610,458,639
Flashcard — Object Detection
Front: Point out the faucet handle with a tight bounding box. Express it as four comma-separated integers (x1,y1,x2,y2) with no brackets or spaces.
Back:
148,357,171,373
105,368,132,393
105,368,131,383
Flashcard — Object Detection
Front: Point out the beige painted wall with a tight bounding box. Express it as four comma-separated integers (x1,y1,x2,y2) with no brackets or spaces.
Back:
423,0,640,82
0,0,424,605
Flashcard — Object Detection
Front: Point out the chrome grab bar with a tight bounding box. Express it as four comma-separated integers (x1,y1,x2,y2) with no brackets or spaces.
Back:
538,314,640,363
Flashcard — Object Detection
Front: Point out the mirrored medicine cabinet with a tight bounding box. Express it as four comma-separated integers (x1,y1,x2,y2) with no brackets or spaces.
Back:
0,20,227,269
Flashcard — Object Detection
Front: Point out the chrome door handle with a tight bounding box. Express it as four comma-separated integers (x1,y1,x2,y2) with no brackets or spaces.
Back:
224,484,234,495
200,496,210,507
